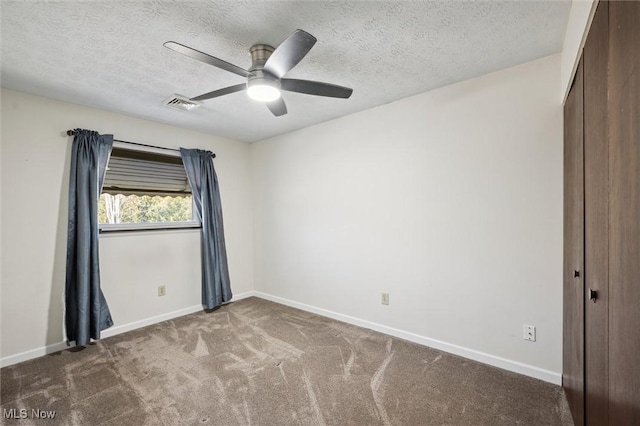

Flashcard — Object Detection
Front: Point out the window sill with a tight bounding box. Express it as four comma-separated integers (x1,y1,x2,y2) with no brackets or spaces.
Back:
99,222,201,234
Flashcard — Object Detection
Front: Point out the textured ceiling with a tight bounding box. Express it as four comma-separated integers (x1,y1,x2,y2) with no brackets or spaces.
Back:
1,1,571,143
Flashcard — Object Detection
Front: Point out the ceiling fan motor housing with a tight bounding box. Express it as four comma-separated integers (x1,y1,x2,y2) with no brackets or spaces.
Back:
249,44,275,73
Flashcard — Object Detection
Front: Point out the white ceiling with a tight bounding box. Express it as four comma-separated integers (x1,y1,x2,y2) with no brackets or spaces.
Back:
1,1,571,143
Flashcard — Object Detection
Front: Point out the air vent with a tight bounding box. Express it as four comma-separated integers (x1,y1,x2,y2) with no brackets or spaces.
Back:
162,94,201,111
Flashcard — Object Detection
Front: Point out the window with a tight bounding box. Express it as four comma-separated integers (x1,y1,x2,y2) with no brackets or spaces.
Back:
98,147,199,231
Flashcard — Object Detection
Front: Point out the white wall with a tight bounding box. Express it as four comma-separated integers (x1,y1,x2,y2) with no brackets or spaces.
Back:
0,89,253,361
251,55,563,381
561,0,598,102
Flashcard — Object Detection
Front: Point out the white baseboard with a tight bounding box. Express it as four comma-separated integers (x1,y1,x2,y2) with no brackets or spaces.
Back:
100,305,202,340
253,291,562,385
100,290,255,339
0,290,256,368
228,290,256,303
0,341,70,368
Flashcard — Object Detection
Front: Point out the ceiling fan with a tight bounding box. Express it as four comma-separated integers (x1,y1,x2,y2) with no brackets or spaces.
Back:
163,29,353,117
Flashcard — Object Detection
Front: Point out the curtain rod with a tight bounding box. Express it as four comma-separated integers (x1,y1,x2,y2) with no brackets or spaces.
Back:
65,130,216,158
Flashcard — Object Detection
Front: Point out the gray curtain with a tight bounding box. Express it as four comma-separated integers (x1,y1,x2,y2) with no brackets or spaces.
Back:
180,148,232,309
65,129,114,346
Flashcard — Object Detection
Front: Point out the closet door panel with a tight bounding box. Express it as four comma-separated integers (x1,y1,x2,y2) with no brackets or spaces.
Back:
563,58,585,426
583,2,609,424
608,1,640,423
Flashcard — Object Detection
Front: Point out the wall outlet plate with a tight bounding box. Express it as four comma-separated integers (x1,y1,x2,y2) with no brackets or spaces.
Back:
158,285,166,297
523,325,536,342
381,292,389,305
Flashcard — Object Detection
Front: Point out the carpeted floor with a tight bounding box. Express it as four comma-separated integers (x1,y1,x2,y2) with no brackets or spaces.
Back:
1,297,572,425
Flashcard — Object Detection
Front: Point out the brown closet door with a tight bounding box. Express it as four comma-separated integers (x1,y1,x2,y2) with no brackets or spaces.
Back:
564,59,585,426
608,1,640,423
583,2,609,425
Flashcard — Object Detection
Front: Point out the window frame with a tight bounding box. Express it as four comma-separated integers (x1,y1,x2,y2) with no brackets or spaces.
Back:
98,143,200,233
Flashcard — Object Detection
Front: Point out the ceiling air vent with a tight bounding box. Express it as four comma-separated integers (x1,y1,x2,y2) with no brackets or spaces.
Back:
162,94,201,111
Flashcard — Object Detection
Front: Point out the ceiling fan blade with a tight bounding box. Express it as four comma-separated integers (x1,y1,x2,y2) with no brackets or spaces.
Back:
263,30,317,78
190,84,247,102
164,41,250,78
266,98,287,117
281,79,353,99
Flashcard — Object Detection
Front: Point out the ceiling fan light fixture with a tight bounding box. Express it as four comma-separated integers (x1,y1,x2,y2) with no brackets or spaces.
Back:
247,77,281,102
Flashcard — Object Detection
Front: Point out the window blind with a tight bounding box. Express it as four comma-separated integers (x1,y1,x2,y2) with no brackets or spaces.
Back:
102,148,191,196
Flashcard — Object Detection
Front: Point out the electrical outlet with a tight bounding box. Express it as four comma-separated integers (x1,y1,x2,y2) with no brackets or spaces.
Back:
158,285,166,297
523,325,536,342
381,292,389,305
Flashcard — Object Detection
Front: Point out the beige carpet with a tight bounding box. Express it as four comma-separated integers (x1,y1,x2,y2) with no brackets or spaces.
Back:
1,297,572,425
